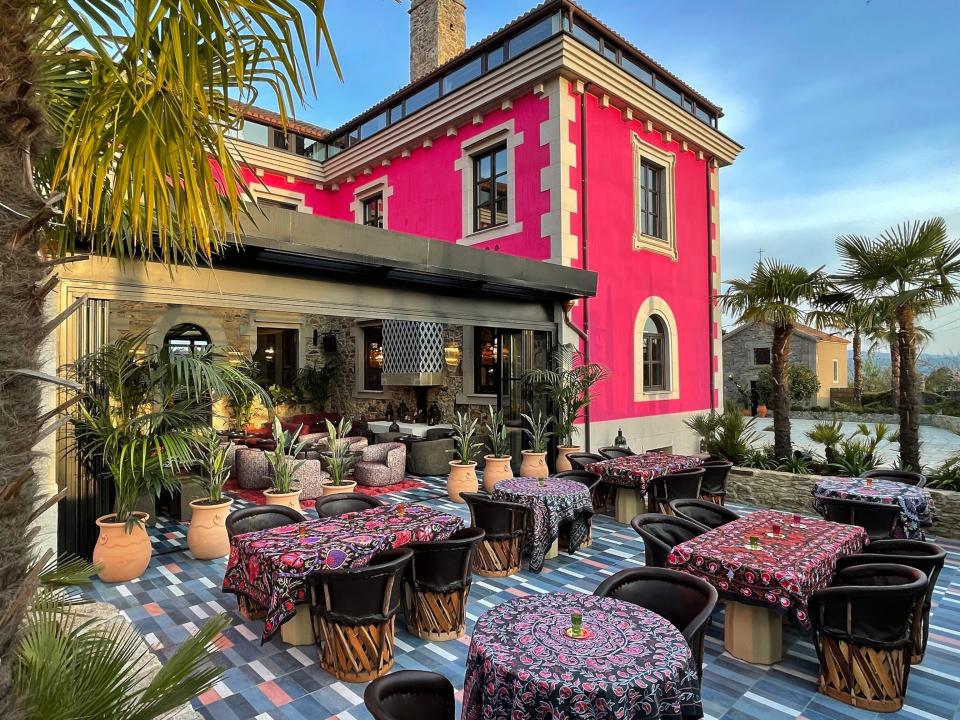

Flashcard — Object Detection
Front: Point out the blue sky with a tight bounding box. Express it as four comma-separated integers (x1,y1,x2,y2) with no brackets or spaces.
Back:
286,0,960,352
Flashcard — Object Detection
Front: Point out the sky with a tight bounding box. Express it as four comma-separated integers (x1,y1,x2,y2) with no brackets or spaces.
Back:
280,0,960,352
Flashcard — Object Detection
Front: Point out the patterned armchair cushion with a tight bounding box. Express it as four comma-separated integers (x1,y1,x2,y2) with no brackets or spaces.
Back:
286,456,330,501
300,432,328,446
235,447,271,490
355,442,406,487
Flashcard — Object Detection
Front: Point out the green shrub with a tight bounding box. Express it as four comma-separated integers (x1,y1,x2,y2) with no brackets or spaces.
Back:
755,364,821,405
684,405,761,464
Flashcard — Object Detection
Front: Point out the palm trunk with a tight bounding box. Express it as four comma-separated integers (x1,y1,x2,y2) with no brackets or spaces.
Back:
896,306,920,469
0,2,50,715
852,330,862,405
890,339,900,411
771,324,793,460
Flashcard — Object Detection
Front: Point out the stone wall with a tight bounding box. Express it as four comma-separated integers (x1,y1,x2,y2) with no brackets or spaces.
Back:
722,324,818,405
726,466,960,539
792,410,960,434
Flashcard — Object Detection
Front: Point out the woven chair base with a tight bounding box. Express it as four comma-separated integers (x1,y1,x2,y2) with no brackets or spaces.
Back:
314,616,396,683
404,586,467,641
474,538,522,577
700,493,725,506
818,636,908,712
237,595,267,621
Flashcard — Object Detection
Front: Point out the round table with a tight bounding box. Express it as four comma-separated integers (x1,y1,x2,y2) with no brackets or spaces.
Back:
462,592,703,720
492,477,593,572
811,477,936,539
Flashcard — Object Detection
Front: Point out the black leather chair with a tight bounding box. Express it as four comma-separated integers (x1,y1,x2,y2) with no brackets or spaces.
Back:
364,670,455,720
699,460,733,505
595,567,718,679
817,497,900,541
553,469,602,494
863,469,927,488
226,505,305,539
461,492,527,577
809,563,927,712
670,498,740,529
651,467,705,514
835,540,946,663
565,452,605,471
402,527,485,641
308,547,412,682
598,446,635,459
314,492,384,518
630,513,707,567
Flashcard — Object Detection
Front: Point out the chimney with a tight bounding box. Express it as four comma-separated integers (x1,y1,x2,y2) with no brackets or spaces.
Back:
409,0,466,82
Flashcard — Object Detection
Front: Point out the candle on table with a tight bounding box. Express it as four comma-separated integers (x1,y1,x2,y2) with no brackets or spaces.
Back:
571,612,583,637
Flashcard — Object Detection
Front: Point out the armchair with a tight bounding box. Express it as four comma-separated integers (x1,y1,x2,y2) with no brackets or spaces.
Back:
355,442,407,487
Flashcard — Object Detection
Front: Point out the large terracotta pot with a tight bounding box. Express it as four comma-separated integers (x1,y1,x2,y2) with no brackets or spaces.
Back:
482,456,513,493
321,480,357,496
555,445,581,473
757,404,768,418
264,488,302,512
93,512,152,583
447,461,478,503
520,450,549,478
187,499,234,560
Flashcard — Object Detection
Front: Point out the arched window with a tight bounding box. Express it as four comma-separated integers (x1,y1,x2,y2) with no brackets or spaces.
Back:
164,323,211,354
642,316,667,391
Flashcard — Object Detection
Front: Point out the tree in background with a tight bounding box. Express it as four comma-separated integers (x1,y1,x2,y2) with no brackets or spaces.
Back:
925,366,960,394
830,298,883,405
836,218,960,469
755,364,821,408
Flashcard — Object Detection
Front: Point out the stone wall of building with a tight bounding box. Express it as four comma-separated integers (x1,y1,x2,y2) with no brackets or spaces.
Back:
409,0,466,82
722,325,818,406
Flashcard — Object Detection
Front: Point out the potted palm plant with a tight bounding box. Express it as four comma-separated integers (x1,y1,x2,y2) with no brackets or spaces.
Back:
320,418,358,496
520,409,553,478
186,429,234,559
482,405,513,493
447,411,483,502
264,417,308,511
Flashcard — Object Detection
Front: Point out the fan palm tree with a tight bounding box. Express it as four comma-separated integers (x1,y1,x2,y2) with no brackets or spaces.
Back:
830,298,883,405
836,218,960,469
718,260,834,459
1,0,337,714
865,302,933,411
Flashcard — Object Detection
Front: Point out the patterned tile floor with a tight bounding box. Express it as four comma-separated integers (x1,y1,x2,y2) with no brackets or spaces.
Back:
89,477,960,720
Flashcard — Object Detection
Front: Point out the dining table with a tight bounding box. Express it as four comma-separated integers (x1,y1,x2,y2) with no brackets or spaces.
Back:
811,476,936,540
462,592,703,720
221,503,463,644
667,509,867,665
584,452,705,523
492,477,593,572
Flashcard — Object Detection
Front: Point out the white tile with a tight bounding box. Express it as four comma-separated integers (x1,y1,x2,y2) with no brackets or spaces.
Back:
330,682,363,705
248,659,275,681
287,647,313,667
424,642,457,661
743,691,800,717
235,624,258,642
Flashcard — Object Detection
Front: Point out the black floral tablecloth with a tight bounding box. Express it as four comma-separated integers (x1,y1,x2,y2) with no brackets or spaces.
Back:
493,477,593,572
462,592,702,720
811,476,936,540
221,504,462,641
584,453,704,490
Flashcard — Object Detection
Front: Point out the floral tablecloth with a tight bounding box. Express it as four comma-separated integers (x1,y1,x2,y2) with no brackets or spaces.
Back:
667,510,867,628
584,453,704,491
811,477,936,540
462,592,702,720
492,477,593,573
222,504,462,641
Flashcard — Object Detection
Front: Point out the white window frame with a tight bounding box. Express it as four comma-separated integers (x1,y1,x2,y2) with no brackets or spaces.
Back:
632,133,677,260
249,185,311,213
634,296,680,402
350,177,393,229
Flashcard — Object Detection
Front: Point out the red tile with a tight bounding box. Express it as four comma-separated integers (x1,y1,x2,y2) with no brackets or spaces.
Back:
143,602,163,617
198,689,220,706
506,587,528,597
165,562,182,573
259,680,292,706
580,558,607,569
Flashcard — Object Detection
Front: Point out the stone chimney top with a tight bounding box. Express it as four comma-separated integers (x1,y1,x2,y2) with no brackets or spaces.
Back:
409,0,466,82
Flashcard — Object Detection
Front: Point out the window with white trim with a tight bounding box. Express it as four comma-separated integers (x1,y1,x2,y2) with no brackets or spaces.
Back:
634,297,680,402
632,134,677,259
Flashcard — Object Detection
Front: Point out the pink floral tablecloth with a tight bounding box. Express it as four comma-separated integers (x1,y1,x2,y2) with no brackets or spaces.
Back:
222,504,462,641
667,509,867,627
585,452,704,490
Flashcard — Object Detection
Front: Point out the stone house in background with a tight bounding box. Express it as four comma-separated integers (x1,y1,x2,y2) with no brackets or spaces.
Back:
722,322,849,408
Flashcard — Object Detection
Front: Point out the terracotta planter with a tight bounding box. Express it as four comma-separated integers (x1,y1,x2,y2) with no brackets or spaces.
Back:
93,512,152,583
187,499,234,560
757,405,768,418
447,461,478,503
264,488,302,513
555,445,581,473
321,480,357,496
520,450,549,478
482,456,513,493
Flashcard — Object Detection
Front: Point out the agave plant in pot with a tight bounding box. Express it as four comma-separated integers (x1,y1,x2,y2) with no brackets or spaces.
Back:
447,411,483,502
264,417,309,511
186,428,234,559
520,409,553,478
320,418,358,496
482,405,513,492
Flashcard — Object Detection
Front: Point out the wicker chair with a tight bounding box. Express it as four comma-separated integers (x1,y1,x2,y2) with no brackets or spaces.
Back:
235,447,271,490
809,563,927,712
836,540,946,663
595,567,717,679
308,547,412,682
314,493,384,518
598,446,635,459
630,513,707,568
669,498,740,529
816,496,900,541
402,527,485,641
862,469,927,488
651,467,705,514
461,492,527,577
355,442,407,487
699,459,733,505
364,671,455,720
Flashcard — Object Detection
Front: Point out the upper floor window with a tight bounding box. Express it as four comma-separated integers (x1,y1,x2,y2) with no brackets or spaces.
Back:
753,347,771,365
362,193,384,228
474,327,499,395
640,160,664,239
642,316,667,391
164,323,211,354
473,143,509,232
363,326,384,391
632,134,677,259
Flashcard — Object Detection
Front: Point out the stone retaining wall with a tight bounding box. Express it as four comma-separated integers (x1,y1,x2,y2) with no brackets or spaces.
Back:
727,466,960,539
791,410,960,434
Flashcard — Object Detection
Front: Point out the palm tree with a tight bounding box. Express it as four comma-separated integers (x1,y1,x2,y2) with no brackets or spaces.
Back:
719,260,834,459
836,218,960,469
1,0,337,714
832,298,883,405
